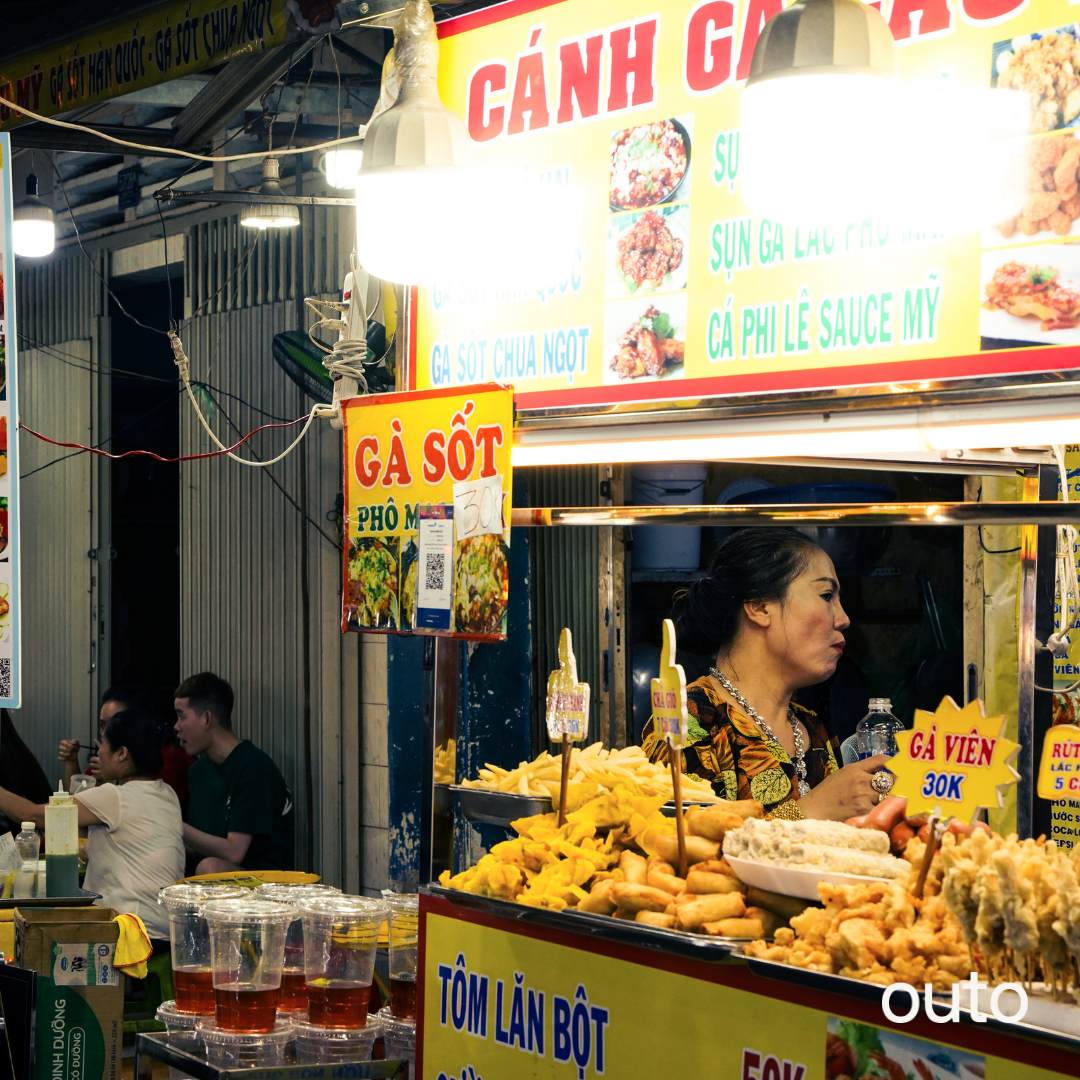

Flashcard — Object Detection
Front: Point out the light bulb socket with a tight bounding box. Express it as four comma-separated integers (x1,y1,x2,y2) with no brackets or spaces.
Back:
240,156,300,229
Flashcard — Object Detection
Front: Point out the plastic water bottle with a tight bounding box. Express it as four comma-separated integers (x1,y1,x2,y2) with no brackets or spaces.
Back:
14,823,39,899
856,698,903,760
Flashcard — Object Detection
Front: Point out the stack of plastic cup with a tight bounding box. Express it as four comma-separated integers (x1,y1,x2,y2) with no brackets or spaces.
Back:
197,1020,294,1067
387,895,419,1021
300,896,389,1028
155,1000,204,1053
200,899,294,1034
157,884,246,1017
379,1006,418,1080
293,1016,382,1064
253,882,342,1016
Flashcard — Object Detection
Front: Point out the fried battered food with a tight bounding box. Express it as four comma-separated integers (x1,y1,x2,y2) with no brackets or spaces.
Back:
982,260,1080,331
615,210,684,290
744,868,973,991
609,305,684,380
998,31,1080,133
996,133,1080,238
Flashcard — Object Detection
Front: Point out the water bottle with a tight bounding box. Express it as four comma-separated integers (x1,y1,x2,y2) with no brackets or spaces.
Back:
14,823,39,899
856,698,903,759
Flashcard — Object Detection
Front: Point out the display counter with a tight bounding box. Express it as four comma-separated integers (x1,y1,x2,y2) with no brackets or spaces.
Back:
420,888,1080,1080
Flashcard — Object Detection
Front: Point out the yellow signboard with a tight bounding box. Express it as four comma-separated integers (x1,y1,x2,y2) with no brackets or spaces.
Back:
413,0,1080,408
889,697,1020,823
422,897,1077,1080
1038,723,1080,800
0,0,291,129
341,385,512,639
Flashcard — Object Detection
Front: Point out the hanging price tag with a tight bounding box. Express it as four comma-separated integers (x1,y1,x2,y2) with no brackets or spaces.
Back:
651,619,689,749
546,628,589,741
453,474,505,542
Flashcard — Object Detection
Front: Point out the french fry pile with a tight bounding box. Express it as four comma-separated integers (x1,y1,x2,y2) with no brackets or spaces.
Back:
440,782,801,940
433,739,456,785
460,741,721,803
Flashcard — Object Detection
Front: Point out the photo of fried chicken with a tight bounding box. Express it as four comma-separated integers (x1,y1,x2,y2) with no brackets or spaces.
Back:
615,210,685,292
608,305,684,380
997,132,1080,238
982,260,1080,331
996,29,1080,133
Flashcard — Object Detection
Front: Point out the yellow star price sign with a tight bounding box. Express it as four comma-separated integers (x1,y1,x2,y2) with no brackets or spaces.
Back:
889,697,1020,823
545,628,589,742
1037,725,1080,801
651,619,689,750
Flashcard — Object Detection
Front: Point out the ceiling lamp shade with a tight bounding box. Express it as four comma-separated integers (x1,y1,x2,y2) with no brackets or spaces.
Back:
321,146,365,190
240,156,300,230
740,0,900,224
13,173,55,258
355,0,475,284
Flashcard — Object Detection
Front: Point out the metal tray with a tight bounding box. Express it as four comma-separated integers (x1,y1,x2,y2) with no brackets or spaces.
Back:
444,785,551,825
426,884,747,963
0,889,100,909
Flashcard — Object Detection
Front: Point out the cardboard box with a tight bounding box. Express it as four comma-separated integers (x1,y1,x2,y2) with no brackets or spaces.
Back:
15,907,122,1080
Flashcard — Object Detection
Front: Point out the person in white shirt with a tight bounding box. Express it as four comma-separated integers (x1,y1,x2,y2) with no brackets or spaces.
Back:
0,710,184,943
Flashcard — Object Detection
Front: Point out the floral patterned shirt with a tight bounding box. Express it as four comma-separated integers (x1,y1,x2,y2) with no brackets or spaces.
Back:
641,676,841,816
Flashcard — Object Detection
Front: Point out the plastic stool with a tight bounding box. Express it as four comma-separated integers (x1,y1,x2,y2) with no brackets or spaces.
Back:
123,951,173,1034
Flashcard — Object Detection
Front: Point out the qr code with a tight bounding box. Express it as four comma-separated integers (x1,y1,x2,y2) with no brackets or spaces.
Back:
424,553,446,593
0,659,11,699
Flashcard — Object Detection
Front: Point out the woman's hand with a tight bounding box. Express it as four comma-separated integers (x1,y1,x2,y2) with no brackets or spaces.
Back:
798,755,890,821
58,739,81,762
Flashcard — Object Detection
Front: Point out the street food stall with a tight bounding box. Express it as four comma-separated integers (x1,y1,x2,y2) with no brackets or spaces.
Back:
341,0,1080,1077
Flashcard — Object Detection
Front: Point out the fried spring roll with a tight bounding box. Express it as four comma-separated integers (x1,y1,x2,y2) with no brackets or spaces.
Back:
702,917,764,939
675,892,746,931
577,880,618,915
686,807,749,842
619,849,647,886
745,905,787,938
685,870,745,895
610,882,674,914
745,886,815,922
635,911,676,929
654,833,720,867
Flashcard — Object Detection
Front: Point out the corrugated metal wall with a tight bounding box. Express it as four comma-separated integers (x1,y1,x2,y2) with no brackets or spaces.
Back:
528,466,602,746
16,253,104,348
179,210,361,887
14,340,98,784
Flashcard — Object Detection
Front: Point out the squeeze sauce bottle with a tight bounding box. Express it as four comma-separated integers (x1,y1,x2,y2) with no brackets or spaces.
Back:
44,786,80,898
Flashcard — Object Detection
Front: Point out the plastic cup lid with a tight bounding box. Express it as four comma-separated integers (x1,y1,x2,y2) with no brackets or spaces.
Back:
196,1019,295,1044
299,896,390,923
377,1005,417,1038
293,1019,381,1041
156,1000,206,1027
158,883,246,914
200,898,298,925
386,893,419,913
254,883,341,904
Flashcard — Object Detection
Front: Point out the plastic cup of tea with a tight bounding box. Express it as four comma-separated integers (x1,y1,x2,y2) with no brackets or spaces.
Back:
293,1018,381,1064
253,883,342,1013
158,884,246,1015
201,899,295,1033
387,895,419,1020
197,1019,294,1068
379,1005,417,1080
300,896,389,1029
156,1000,204,1053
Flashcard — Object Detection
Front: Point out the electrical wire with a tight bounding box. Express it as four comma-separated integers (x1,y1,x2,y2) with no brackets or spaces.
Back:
181,234,262,330
20,411,310,464
16,333,172,383
159,201,174,329
978,525,1021,555
8,100,363,162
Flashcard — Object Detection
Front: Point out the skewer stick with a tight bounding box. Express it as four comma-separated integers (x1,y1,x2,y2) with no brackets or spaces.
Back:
671,747,688,880
558,733,572,827
912,813,942,899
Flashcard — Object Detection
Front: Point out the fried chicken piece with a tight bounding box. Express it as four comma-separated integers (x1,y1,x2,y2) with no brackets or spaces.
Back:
1049,209,1074,235
992,844,1038,955
830,918,887,971
1064,194,1080,219
1024,189,1062,221
1052,850,1080,965
659,338,684,362
1033,134,1070,171
1056,146,1080,199
1020,217,1040,235
996,217,1018,238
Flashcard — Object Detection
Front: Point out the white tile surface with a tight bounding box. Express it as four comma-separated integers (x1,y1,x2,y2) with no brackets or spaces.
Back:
362,763,389,828
361,636,388,706
362,701,389,767
361,826,389,893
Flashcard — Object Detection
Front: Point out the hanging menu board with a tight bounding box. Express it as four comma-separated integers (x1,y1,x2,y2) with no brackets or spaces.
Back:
0,135,21,706
414,0,1080,408
341,384,512,640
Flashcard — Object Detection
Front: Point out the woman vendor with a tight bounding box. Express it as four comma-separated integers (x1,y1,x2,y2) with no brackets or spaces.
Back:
0,710,184,944
642,527,889,821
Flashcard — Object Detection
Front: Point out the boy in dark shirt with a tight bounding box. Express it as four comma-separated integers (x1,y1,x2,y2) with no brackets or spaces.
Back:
173,672,294,873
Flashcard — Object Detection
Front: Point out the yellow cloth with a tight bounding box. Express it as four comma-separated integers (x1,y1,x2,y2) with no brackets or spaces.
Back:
113,913,152,979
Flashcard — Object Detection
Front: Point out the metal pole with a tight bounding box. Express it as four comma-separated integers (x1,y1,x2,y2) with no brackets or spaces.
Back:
511,502,1080,528
1016,472,1040,839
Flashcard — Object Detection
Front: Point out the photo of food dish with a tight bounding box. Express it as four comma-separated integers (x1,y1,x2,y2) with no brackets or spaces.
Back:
609,117,691,211
607,205,689,299
0,335,6,400
0,417,8,480
345,536,399,630
990,130,1080,242
0,499,8,559
993,27,1080,133
453,533,509,635
603,294,687,384
0,271,5,320
826,1018,985,1080
0,583,11,643
399,540,419,631
980,245,1080,345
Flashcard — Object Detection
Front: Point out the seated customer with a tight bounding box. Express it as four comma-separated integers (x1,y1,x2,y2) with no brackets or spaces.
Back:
57,684,154,786
0,710,184,943
174,672,295,874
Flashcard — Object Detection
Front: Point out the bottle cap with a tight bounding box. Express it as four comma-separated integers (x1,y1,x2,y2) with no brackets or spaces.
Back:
20,823,35,831
869,697,892,709
48,790,74,805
